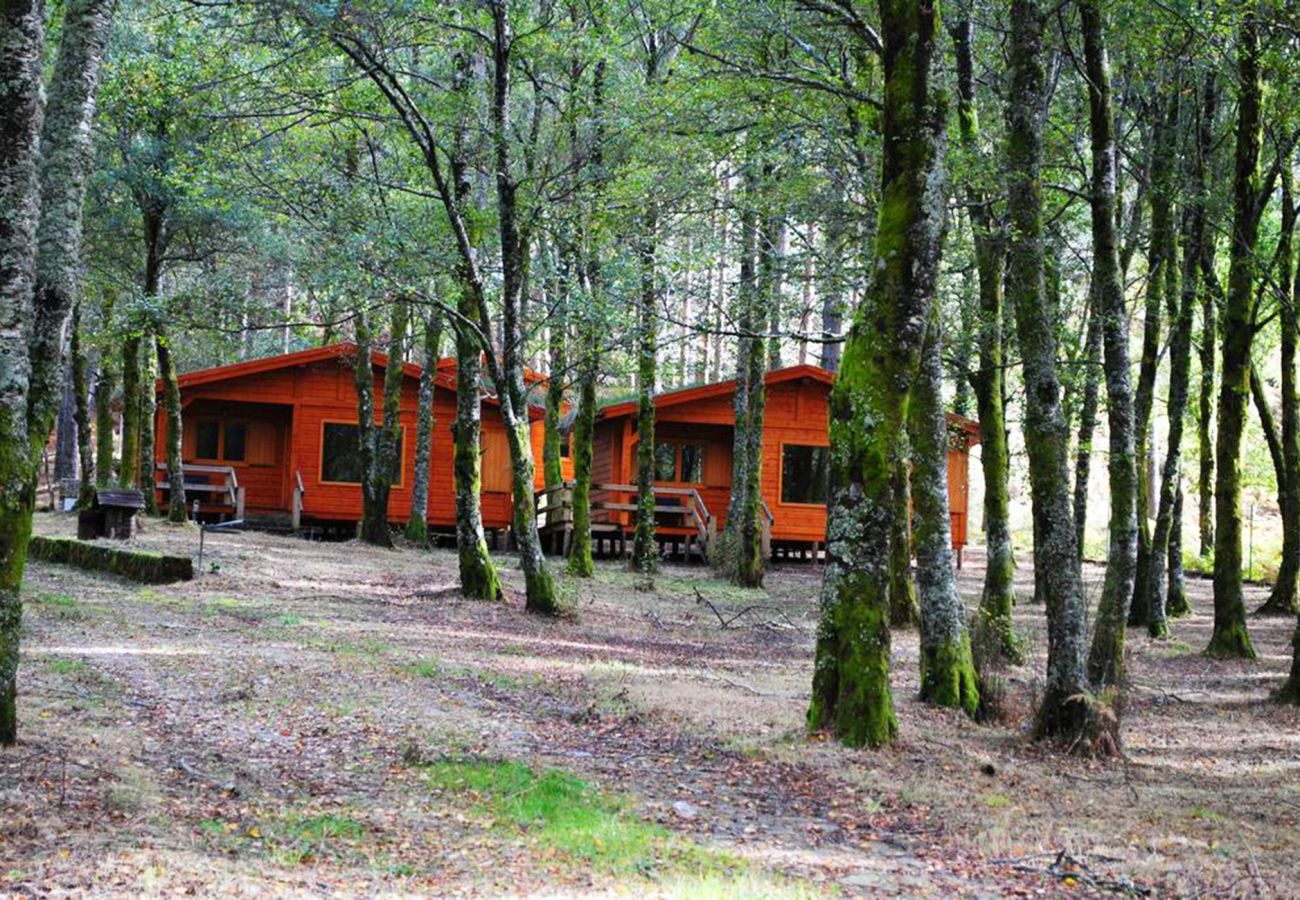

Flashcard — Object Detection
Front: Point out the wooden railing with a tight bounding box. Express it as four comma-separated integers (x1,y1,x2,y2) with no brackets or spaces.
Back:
155,462,244,520
535,481,716,557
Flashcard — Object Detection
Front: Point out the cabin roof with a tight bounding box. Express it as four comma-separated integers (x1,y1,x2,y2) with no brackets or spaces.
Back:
598,364,980,441
160,342,548,416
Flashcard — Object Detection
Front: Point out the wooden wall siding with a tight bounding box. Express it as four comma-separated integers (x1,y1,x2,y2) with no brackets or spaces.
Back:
594,370,975,549
155,350,545,529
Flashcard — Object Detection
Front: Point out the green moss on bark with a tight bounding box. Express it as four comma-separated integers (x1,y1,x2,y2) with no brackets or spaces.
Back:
919,633,979,718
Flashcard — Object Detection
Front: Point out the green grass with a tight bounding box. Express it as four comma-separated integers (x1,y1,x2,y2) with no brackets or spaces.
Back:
426,758,703,876
47,657,90,676
30,592,87,620
405,658,441,678
423,759,819,892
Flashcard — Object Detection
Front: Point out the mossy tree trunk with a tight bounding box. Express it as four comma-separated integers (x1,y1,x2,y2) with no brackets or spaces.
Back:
1006,0,1091,741
352,311,385,546
1081,0,1139,692
155,329,187,523
446,49,502,602
1258,171,1299,616
71,306,96,509
735,202,774,588
887,462,918,627
1209,9,1263,660
119,334,142,490
563,53,606,578
364,300,406,547
1129,95,1180,629
406,312,441,544
1072,287,1103,558
542,248,566,491
0,0,113,745
1198,266,1217,559
911,309,979,716
808,0,947,749
631,209,659,580
1148,75,1215,636
94,294,117,489
951,14,1019,659
136,328,158,515
0,0,46,749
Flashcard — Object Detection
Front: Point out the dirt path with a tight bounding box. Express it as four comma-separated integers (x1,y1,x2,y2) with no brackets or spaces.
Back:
3,514,1298,896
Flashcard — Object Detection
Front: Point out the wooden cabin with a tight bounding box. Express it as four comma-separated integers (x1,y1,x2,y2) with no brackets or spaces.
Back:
579,365,980,561
152,343,553,532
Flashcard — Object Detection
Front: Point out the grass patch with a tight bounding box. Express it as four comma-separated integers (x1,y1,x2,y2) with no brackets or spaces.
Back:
984,793,1010,809
405,658,440,678
276,614,303,627
425,758,735,880
47,657,90,676
30,592,88,620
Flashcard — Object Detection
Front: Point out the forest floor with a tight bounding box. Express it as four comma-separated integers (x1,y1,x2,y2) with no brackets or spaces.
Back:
4,513,1299,897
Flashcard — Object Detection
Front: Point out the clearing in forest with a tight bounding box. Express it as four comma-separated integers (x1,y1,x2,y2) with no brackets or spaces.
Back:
3,513,1298,896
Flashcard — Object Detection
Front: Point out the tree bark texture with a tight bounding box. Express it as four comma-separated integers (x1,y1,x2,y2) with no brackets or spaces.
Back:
155,330,186,523
808,0,946,748
406,312,441,544
1082,0,1139,692
1209,10,1262,660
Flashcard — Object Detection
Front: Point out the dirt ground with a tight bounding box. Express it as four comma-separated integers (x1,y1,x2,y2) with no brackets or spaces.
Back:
3,513,1298,897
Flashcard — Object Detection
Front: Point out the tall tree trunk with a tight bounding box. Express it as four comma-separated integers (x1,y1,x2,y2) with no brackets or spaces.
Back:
631,211,659,579
1258,171,1299,616
364,300,406,547
136,328,158,515
888,462,918,627
353,312,385,546
119,337,141,490
1209,9,1263,660
1008,0,1091,742
94,294,116,489
565,54,606,579
951,12,1019,659
0,0,44,750
54,359,78,484
1198,253,1217,557
819,203,846,373
542,249,566,490
1149,74,1215,633
1130,94,1180,629
155,329,186,523
0,0,113,745
808,0,946,748
911,306,979,715
1073,286,1103,558
406,312,441,544
735,200,773,587
453,304,501,599
71,306,96,509
766,219,786,370
1082,0,1140,692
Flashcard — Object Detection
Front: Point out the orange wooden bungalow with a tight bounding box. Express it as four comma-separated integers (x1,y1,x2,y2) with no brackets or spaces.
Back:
151,343,551,533
579,365,980,561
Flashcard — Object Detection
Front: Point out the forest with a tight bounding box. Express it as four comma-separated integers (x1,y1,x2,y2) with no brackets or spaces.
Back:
2,0,1300,895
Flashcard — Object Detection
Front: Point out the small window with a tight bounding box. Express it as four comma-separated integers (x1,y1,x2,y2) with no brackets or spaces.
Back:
653,441,707,483
781,444,830,505
561,432,572,459
223,422,247,462
195,421,220,460
680,444,703,483
320,422,403,485
654,442,678,481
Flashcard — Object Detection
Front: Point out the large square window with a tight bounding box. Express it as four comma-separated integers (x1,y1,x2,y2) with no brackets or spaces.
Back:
781,444,830,504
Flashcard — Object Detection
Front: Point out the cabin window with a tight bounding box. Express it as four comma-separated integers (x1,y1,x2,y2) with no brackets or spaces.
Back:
320,422,404,485
781,444,830,505
195,421,221,460
223,422,247,462
561,432,572,459
654,441,706,483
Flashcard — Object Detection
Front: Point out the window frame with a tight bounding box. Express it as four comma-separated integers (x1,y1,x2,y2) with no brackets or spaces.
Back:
318,418,406,488
777,441,831,507
651,439,707,486
189,417,254,465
